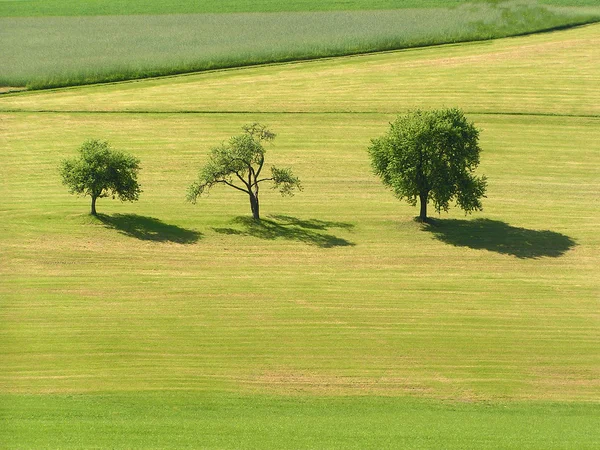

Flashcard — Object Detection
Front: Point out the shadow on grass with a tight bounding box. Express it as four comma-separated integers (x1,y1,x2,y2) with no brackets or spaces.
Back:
213,215,355,248
97,214,202,244
423,218,576,259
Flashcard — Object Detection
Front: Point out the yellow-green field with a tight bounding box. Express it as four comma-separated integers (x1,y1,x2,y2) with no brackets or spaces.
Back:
1,24,599,448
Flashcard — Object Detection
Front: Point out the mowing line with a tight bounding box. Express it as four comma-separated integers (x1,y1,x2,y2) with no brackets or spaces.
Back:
2,109,599,120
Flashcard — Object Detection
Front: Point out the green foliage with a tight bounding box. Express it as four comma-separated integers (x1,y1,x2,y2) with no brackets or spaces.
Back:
369,108,487,221
59,139,141,215
271,167,302,196
187,123,301,220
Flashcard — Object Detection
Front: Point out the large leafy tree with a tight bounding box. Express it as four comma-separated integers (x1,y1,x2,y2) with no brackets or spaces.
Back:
187,123,301,221
59,139,141,216
368,108,487,222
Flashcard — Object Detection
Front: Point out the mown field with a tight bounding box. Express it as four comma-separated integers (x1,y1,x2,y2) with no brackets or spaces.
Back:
1,0,599,89
1,21,599,450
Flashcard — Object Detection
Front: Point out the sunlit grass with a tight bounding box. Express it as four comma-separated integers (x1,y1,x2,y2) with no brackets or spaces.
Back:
1,115,598,399
1,21,599,449
3,23,599,117
3,394,599,449
1,1,599,89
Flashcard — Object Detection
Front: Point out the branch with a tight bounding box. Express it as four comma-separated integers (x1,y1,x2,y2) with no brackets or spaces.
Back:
220,179,251,195
255,155,265,179
253,177,274,186
234,171,251,190
186,177,249,204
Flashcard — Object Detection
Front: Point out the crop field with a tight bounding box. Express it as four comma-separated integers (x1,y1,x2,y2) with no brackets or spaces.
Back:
1,1,600,89
1,16,599,450
2,0,600,16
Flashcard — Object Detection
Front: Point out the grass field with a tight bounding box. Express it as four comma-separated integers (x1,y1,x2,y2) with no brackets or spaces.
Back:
2,0,600,16
2,1,599,89
1,22,599,449
3,394,598,448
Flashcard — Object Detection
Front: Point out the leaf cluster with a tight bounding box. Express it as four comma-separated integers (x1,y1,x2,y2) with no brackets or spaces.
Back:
59,139,141,202
368,108,487,215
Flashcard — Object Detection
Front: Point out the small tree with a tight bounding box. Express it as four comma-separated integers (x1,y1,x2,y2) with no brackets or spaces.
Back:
187,123,301,221
368,108,487,222
60,139,141,216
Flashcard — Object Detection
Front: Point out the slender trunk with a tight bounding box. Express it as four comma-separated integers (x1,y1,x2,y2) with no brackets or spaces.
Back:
419,192,428,222
249,192,260,221
91,195,98,216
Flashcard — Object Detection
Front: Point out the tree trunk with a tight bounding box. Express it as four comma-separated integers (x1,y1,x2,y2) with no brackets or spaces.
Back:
91,196,98,216
419,192,428,222
249,192,260,221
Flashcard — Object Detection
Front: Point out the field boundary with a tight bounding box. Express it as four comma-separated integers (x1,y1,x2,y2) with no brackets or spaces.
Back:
2,110,599,119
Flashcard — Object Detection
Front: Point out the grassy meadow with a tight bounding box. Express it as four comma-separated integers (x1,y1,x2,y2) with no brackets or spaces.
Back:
1,20,599,450
1,1,600,89
2,0,600,16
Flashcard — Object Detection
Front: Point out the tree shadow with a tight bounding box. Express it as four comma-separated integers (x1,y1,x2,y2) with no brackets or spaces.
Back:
423,218,576,259
97,214,202,244
213,215,355,248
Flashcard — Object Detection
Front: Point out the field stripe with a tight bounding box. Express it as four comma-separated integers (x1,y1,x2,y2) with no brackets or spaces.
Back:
2,109,600,119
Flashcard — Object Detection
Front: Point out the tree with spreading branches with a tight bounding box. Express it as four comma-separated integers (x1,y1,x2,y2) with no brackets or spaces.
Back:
186,123,301,221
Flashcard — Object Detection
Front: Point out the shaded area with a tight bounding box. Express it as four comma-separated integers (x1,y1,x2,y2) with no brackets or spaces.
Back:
423,218,576,258
98,214,202,244
213,215,355,248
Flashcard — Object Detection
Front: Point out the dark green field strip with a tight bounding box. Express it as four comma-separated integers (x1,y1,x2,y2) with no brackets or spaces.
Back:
0,0,462,16
2,394,599,449
3,0,600,16
3,0,599,17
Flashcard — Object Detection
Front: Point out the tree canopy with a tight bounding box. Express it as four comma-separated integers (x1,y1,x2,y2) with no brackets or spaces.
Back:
59,139,141,215
368,108,487,222
187,123,301,221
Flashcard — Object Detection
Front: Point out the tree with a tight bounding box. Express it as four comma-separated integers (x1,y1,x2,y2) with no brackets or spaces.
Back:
368,108,487,222
59,139,141,216
187,123,301,221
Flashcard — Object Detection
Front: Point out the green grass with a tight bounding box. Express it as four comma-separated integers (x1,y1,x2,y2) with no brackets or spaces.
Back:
1,1,599,89
0,0,464,16
2,394,599,449
1,0,599,16
3,23,598,116
1,24,599,448
1,111,598,400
